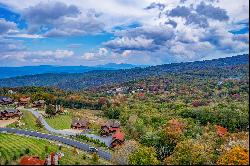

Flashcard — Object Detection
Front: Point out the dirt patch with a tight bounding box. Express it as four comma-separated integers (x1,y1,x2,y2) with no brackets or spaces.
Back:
60,129,83,134
0,118,18,127
70,109,107,126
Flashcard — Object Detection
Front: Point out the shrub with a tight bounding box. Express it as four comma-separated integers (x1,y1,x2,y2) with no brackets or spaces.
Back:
25,148,30,154
92,153,99,163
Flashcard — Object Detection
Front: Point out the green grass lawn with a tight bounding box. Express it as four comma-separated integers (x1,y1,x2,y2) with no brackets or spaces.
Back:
45,113,73,130
0,133,112,165
7,110,47,133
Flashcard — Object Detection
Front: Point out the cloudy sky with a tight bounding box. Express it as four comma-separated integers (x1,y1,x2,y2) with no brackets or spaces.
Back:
0,0,249,66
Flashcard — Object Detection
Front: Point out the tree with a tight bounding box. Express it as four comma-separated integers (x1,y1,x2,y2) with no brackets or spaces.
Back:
129,146,159,165
217,146,249,165
25,148,30,154
164,139,214,165
112,140,139,165
45,104,56,116
36,118,43,128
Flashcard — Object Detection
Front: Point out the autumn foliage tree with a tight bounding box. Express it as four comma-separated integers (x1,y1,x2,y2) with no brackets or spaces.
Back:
128,146,159,165
217,146,249,165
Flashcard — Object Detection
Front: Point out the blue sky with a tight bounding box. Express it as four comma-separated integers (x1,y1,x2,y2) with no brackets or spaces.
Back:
0,0,249,66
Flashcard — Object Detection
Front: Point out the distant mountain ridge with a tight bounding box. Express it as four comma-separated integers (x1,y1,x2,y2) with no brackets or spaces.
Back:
0,54,248,90
95,63,148,69
0,63,146,79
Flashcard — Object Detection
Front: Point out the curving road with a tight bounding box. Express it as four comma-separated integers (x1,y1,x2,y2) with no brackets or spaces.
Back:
0,127,112,161
20,107,112,146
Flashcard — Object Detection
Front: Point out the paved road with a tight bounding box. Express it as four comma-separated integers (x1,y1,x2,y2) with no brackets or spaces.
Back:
20,107,112,146
0,127,112,161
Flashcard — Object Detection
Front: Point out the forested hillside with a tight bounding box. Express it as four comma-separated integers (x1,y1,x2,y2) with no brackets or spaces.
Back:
0,54,248,90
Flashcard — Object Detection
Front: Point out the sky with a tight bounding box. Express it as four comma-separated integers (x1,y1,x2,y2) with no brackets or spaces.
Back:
0,0,249,66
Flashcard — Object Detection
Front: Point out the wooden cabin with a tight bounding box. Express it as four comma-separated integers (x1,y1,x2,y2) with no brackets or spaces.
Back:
0,109,22,120
110,130,125,148
33,100,45,108
0,96,14,105
71,118,89,130
19,97,31,106
100,120,120,136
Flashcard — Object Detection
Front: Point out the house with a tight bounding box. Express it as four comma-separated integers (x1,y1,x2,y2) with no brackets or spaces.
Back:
0,109,22,120
0,96,14,105
110,130,125,148
20,156,45,165
71,118,89,130
19,97,31,106
33,100,45,108
100,120,120,136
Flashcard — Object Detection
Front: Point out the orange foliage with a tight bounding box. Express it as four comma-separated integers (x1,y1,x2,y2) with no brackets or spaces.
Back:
215,125,228,137
166,119,185,134
217,146,249,165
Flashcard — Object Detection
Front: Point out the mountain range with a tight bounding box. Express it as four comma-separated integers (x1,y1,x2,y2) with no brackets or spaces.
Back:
0,54,248,90
0,63,148,79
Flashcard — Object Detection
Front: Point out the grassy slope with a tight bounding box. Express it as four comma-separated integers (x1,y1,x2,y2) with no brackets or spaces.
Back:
45,113,72,130
0,133,111,165
7,110,48,133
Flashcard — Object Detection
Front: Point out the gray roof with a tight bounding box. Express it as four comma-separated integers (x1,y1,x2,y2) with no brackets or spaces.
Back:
1,109,20,114
71,118,89,126
102,119,120,128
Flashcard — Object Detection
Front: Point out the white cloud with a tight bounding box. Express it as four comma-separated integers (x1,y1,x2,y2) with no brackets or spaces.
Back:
82,48,109,60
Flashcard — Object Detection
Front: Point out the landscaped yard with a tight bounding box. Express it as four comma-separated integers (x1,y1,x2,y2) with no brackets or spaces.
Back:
7,110,47,133
0,133,112,165
44,109,107,131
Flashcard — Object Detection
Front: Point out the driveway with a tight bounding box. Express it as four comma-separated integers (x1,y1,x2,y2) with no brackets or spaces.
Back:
18,107,112,146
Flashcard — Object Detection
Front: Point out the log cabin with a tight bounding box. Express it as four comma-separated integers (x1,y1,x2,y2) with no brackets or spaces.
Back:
33,100,45,108
19,97,31,106
71,118,90,130
100,120,120,136
0,96,14,105
0,109,22,120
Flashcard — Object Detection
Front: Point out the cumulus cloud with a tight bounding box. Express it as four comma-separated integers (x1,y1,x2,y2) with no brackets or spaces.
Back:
82,48,108,60
21,1,104,36
196,1,229,21
168,6,191,17
0,49,74,64
104,36,156,53
145,2,165,11
22,2,80,24
0,37,25,52
0,18,17,34
103,0,248,63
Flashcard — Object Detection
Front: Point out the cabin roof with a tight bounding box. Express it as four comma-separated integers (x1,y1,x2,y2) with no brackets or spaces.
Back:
20,156,45,165
19,97,30,102
102,119,120,128
71,118,89,126
1,109,19,114
112,130,125,141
